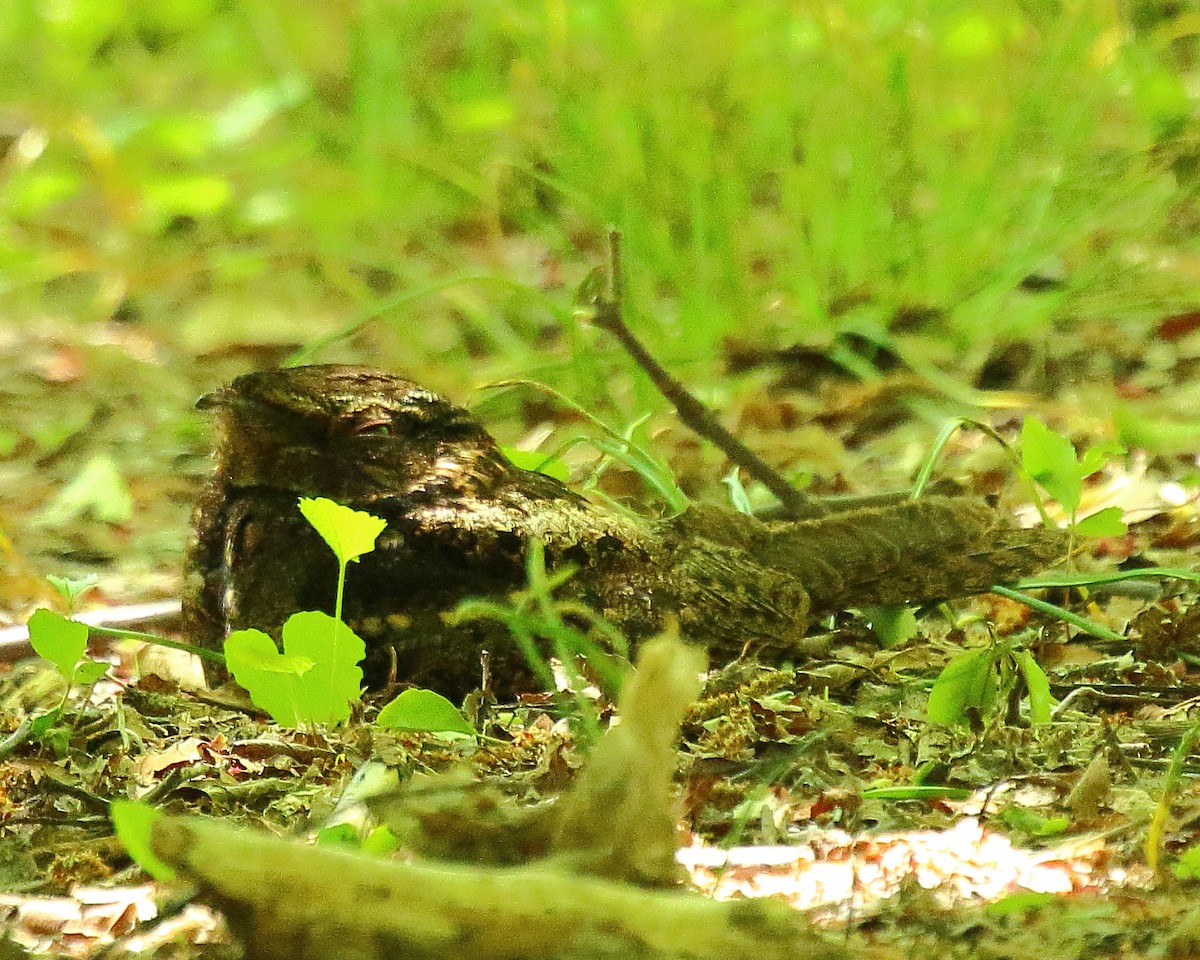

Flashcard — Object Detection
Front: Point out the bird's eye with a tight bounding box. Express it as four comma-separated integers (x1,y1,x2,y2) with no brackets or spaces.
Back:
353,418,395,437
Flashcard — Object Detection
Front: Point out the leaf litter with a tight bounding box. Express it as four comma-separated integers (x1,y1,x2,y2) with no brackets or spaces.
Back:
2,316,1200,957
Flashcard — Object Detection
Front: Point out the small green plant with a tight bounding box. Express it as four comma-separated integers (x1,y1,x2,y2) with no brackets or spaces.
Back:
46,573,101,609
918,416,1136,727
450,540,632,738
224,497,381,726
297,498,387,626
25,497,495,735
916,415,1127,538
224,611,363,727
26,608,110,690
1020,418,1127,537
926,639,1053,728
27,574,237,746
225,497,482,734
315,822,401,855
863,605,920,648
376,688,475,737
1147,716,1200,876
26,576,113,748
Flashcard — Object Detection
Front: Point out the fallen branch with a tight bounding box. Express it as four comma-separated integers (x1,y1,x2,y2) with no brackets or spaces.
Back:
150,813,846,960
143,635,847,959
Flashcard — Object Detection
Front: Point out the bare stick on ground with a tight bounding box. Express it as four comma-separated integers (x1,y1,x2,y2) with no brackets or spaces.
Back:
586,229,826,519
147,636,848,960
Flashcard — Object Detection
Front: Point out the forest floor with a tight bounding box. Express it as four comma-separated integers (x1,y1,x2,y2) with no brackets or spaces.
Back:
5,3,1200,957
3,301,1200,957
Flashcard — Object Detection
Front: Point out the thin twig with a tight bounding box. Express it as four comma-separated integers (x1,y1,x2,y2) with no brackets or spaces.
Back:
589,229,823,518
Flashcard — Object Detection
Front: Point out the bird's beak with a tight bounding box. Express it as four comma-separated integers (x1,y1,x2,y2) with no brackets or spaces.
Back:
195,386,234,411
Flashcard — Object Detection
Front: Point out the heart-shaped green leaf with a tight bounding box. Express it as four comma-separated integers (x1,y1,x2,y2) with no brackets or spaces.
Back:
298,497,386,565
225,629,313,726
926,648,998,726
281,611,365,726
28,609,89,679
377,688,474,736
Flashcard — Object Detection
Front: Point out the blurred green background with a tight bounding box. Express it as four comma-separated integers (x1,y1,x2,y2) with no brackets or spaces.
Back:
3,0,1200,600
5,0,1198,395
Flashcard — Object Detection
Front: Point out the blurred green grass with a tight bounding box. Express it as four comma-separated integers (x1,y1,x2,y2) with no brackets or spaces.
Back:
2,0,1197,395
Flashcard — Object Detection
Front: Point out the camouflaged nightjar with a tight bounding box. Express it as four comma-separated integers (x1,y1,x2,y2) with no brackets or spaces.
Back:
183,365,1067,697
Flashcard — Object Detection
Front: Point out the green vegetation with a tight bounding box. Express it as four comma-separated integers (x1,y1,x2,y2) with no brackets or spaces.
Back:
224,610,363,727
8,3,1200,952
26,607,105,687
221,497,376,726
376,688,476,737
5,2,1195,399
925,639,1054,727
297,497,386,629
25,577,112,749
110,799,175,883
1020,417,1127,537
450,538,633,724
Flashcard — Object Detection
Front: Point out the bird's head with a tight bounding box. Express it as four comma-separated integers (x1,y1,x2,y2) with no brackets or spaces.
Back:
198,365,510,503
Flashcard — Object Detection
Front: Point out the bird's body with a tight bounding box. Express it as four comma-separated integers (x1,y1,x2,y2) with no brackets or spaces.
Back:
184,365,1066,696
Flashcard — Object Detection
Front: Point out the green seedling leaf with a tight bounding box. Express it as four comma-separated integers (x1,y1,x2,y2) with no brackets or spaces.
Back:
861,785,972,801
1000,805,1069,837
280,611,365,726
1175,845,1200,880
46,574,100,612
228,616,365,727
986,891,1056,916
28,609,89,679
225,629,314,727
361,825,401,856
74,660,110,686
30,707,65,741
926,648,998,726
721,467,754,515
314,824,400,856
1021,418,1083,513
1021,419,1125,520
1074,507,1128,538
226,630,314,676
865,605,918,647
298,497,386,566
38,454,134,526
502,446,571,483
1078,440,1125,476
110,800,176,882
315,823,361,847
1015,650,1053,724
377,688,475,736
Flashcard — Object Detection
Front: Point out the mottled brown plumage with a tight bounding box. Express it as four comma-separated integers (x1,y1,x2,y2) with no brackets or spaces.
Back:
183,365,1067,696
